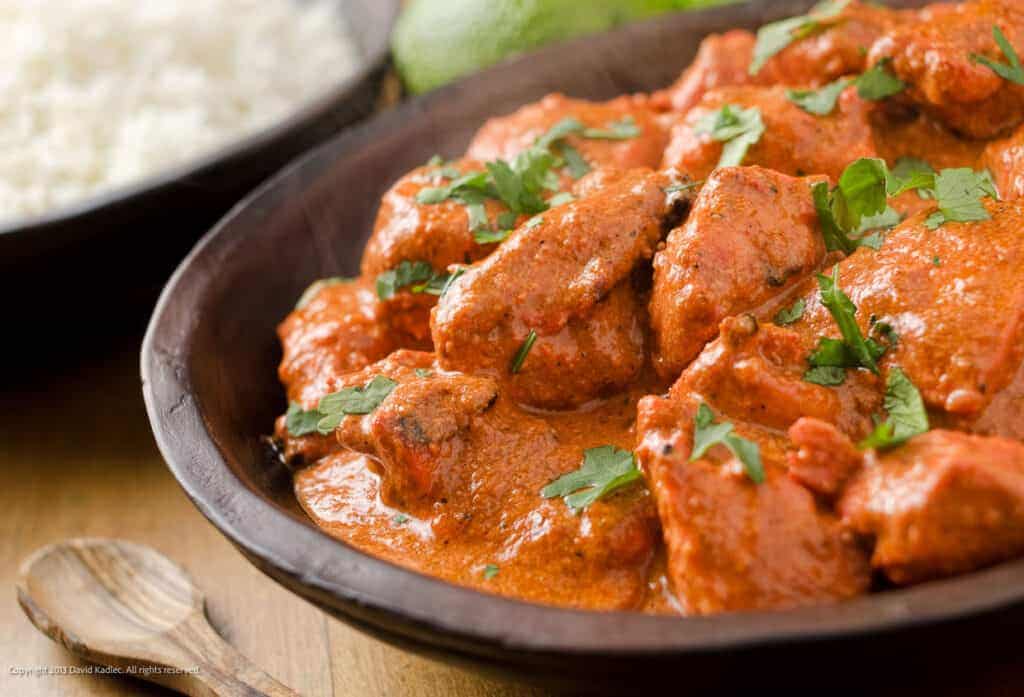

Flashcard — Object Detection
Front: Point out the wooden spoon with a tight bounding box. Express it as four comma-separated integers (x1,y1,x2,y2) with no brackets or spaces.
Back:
17,537,298,697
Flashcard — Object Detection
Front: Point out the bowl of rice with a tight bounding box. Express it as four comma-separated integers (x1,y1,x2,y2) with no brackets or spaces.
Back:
0,0,396,357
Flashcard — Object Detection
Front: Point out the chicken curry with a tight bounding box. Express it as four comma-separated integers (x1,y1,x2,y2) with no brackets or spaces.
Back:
273,0,1024,615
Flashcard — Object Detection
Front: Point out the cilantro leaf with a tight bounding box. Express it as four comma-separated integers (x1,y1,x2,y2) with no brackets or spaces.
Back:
535,117,585,149
316,375,398,435
816,266,882,374
473,229,510,244
415,171,489,205
285,402,323,437
892,157,936,199
581,116,642,140
548,191,575,207
376,261,435,300
689,404,765,484
695,104,765,168
750,0,849,75
858,367,929,450
803,366,848,386
558,143,591,179
812,158,923,253
787,77,853,115
483,564,500,579
774,297,806,326
833,158,891,231
856,59,906,100
924,168,998,229
971,25,1024,85
294,276,352,310
541,445,642,511
510,330,537,374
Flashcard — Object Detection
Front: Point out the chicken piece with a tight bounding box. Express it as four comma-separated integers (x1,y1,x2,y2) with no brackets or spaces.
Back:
637,392,870,615
653,30,767,114
787,417,864,499
361,158,521,277
872,111,988,172
980,122,1024,200
466,93,670,173
649,166,828,381
781,201,1024,437
662,85,877,181
868,0,1024,139
319,351,661,610
278,278,402,407
673,315,881,439
273,348,433,465
839,430,1024,585
655,3,911,114
432,169,694,408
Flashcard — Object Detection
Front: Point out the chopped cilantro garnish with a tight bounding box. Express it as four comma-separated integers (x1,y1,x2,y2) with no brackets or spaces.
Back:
315,375,398,434
856,59,906,100
285,376,398,437
414,368,433,378
376,261,435,300
559,143,591,179
690,404,765,483
294,276,353,310
923,168,998,229
971,25,1024,85
932,255,941,267
663,180,702,194
750,0,849,75
892,157,936,199
803,365,848,386
694,104,765,168
541,445,642,511
858,367,929,450
473,228,510,244
285,402,323,437
548,191,575,207
581,115,642,140
812,158,926,254
415,171,490,205
510,330,537,374
786,77,853,115
483,564,500,579
392,513,410,526
815,266,884,375
773,297,806,326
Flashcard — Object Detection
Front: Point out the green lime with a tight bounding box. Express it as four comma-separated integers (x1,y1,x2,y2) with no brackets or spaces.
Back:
392,0,731,94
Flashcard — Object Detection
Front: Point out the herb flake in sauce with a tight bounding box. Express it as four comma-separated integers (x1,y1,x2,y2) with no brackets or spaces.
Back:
541,445,642,512
690,404,765,484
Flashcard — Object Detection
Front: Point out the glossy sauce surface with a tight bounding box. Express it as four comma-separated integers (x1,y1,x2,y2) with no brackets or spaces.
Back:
277,0,1024,616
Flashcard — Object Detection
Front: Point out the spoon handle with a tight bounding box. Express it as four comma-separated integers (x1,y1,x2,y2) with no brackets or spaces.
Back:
165,614,300,697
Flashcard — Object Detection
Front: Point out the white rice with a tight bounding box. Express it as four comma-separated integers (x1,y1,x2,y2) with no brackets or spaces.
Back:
0,0,361,223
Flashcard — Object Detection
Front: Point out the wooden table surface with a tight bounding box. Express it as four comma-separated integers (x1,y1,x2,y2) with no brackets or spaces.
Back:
0,334,546,697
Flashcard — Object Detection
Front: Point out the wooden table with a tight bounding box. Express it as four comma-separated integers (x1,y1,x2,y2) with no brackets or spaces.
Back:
0,333,544,697
2,333,1022,697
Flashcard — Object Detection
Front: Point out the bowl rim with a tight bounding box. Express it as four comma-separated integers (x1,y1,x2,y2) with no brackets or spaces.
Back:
141,0,1024,661
0,0,400,241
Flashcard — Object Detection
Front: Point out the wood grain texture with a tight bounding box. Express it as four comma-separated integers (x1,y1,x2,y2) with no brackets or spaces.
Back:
0,338,543,697
18,538,299,696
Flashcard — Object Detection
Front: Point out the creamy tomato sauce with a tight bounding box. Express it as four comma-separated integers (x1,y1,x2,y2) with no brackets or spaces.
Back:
275,0,1024,616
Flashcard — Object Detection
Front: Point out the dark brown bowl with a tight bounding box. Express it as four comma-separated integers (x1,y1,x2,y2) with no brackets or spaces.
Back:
142,1,1024,692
